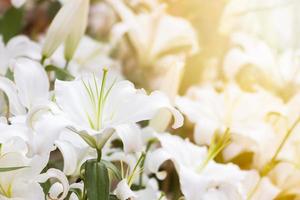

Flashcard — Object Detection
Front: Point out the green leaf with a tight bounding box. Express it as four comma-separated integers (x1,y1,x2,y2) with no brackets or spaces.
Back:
0,166,27,172
85,159,110,200
67,127,97,149
45,65,74,80
5,68,14,81
40,180,51,199
101,160,122,181
0,7,24,43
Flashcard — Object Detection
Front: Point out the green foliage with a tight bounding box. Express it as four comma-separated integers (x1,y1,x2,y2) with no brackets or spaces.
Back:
45,65,75,81
85,159,110,200
0,7,24,43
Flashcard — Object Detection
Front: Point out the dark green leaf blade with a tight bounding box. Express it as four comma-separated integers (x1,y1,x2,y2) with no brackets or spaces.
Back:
85,159,110,200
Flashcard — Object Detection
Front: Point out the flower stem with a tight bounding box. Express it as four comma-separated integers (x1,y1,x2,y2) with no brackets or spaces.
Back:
247,177,262,200
270,115,300,164
128,153,145,187
139,139,157,187
248,115,300,199
197,128,231,172
97,148,102,163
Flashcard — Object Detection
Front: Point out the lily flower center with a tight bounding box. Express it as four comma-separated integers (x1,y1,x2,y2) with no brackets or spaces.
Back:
81,69,115,131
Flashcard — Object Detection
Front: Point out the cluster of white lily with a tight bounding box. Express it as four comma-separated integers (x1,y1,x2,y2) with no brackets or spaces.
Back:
1,0,300,199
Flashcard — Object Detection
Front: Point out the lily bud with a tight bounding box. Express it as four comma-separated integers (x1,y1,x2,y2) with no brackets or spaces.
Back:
42,0,89,62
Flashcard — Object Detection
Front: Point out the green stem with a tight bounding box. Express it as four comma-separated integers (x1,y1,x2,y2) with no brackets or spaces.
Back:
270,116,300,164
97,149,102,163
64,60,70,70
128,153,145,187
247,177,262,200
139,139,156,187
41,55,46,66
197,128,231,173
248,116,300,200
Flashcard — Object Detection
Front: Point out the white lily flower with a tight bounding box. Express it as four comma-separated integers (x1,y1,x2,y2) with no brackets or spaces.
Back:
0,133,48,200
135,178,166,200
54,71,183,147
115,179,137,200
267,162,300,198
108,0,198,92
0,35,41,75
176,84,281,161
0,58,62,157
42,0,89,61
0,55,66,157
55,129,95,176
150,133,280,200
50,36,122,78
36,168,70,200
112,150,164,200
0,57,49,116
0,111,67,160
223,32,300,99
109,0,198,65
220,0,300,51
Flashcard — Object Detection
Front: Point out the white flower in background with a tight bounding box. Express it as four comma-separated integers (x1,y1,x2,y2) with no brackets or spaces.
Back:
220,0,300,51
42,0,89,61
148,133,279,200
176,84,282,161
224,32,300,99
268,162,300,198
50,36,122,78
135,178,166,200
0,124,70,200
253,94,300,197
0,159,45,200
108,0,198,93
114,177,166,200
115,179,137,200
10,0,26,8
109,0,198,67
112,144,166,200
0,58,67,157
276,95,300,162
89,2,117,38
36,168,70,200
0,57,49,116
0,130,47,200
0,35,41,75
54,70,183,147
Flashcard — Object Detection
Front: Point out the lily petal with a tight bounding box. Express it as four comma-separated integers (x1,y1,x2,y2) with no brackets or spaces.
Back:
0,76,26,115
13,58,49,110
